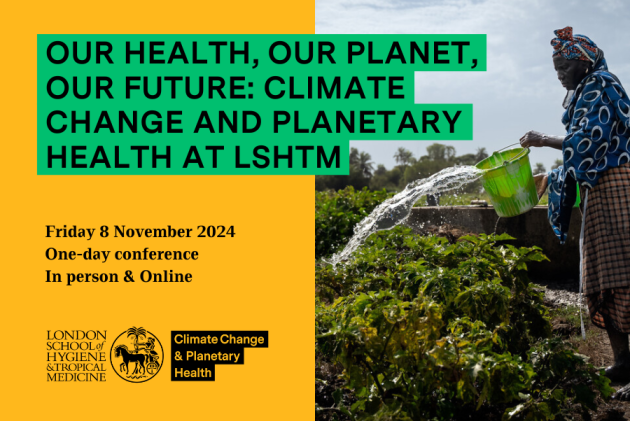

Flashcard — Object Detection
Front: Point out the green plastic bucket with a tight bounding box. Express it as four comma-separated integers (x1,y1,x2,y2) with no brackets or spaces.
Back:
475,147,539,217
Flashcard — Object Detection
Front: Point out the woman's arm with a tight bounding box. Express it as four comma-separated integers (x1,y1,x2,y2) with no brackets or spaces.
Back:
519,131,563,150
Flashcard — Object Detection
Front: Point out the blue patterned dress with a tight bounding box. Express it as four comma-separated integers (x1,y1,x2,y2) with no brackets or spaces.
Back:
547,54,630,332
548,55,630,243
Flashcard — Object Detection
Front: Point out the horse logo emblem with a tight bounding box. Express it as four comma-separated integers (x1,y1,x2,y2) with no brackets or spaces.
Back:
110,326,164,383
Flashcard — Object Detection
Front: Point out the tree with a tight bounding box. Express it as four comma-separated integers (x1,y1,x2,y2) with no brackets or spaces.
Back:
127,326,147,351
551,159,563,170
316,147,371,191
456,153,478,166
374,164,387,176
445,146,456,161
349,147,359,167
426,143,446,161
394,147,414,167
533,162,547,175
355,151,374,177
475,147,489,162
370,165,403,191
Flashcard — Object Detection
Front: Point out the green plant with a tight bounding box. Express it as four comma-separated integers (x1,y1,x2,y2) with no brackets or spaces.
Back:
315,228,613,420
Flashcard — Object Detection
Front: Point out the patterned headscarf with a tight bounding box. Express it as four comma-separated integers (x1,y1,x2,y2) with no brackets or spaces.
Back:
551,26,598,63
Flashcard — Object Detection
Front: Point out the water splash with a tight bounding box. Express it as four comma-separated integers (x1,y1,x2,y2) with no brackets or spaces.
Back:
326,165,485,267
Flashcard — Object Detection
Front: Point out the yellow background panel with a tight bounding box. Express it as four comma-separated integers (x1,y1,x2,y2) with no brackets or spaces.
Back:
1,1,314,419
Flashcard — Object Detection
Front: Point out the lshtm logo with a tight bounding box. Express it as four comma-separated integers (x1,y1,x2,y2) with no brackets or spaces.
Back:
110,327,164,383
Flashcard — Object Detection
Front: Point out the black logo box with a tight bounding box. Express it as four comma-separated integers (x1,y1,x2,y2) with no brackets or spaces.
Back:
171,331,268,381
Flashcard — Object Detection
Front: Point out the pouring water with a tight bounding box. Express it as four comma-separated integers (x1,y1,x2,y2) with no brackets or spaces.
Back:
326,165,485,267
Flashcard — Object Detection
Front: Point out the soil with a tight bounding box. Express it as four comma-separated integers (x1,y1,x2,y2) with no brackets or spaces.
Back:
418,223,476,243
539,279,583,308
316,358,353,421
539,279,630,420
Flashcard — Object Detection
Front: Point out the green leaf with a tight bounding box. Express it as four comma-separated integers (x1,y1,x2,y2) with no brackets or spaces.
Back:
332,389,343,406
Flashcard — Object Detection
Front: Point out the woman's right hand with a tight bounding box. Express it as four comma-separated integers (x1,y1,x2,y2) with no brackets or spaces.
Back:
520,130,547,148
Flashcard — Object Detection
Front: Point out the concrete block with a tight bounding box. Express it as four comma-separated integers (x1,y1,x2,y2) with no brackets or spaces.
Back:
405,206,582,281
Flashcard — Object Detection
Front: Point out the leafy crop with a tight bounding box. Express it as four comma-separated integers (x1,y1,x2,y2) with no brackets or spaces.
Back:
315,227,613,420
315,186,391,259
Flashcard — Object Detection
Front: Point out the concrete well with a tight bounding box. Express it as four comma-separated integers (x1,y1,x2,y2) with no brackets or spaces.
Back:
404,206,582,281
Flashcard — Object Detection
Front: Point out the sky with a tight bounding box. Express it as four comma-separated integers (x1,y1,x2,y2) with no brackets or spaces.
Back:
316,0,630,172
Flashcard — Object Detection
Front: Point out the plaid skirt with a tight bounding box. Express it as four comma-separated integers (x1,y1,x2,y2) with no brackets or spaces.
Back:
583,163,630,332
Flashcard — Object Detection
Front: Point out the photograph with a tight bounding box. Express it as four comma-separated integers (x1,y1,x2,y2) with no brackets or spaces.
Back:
315,1,630,419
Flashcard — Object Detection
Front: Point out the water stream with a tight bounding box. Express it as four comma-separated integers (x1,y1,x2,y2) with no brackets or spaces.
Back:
494,217,502,235
326,165,485,267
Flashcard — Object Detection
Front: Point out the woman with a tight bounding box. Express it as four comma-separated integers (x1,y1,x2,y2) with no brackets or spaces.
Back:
521,27,630,398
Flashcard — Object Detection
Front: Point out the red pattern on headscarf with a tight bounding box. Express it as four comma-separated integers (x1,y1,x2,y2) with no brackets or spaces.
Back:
551,26,598,62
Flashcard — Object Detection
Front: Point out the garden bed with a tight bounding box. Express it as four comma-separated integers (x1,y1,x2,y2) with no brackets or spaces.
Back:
315,188,621,420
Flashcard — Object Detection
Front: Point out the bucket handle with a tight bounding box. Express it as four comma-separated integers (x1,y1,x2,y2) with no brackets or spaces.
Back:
494,142,529,165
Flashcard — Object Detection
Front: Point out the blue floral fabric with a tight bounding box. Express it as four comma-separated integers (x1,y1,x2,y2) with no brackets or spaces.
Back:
548,55,630,243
